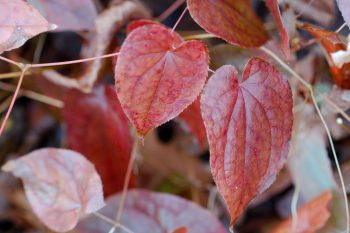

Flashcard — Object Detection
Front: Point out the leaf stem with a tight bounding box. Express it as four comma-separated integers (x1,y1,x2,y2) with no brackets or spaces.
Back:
0,82,64,108
336,22,348,34
109,142,138,233
171,7,188,33
260,45,350,233
158,0,185,22
92,212,136,233
0,66,28,136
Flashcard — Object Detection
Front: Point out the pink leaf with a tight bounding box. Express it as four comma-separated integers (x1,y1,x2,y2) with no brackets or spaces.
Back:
28,0,97,31
63,85,134,196
76,189,226,233
178,97,207,148
265,0,291,59
115,24,209,136
126,19,158,34
200,58,293,226
0,0,55,54
337,0,350,28
187,0,268,48
1,148,105,232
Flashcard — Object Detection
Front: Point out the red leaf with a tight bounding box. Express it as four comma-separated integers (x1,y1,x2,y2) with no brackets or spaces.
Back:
173,227,188,233
1,148,105,232
0,0,55,54
201,58,293,226
63,85,134,196
187,0,268,48
337,0,350,28
126,19,158,34
303,24,350,89
29,0,97,31
178,97,207,148
265,0,291,59
115,24,209,136
76,189,226,233
272,191,333,233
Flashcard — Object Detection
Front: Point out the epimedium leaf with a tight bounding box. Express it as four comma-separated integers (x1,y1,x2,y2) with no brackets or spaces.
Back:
187,0,269,48
200,58,293,226
271,191,333,233
336,0,350,29
28,0,97,31
63,85,134,197
126,19,158,34
76,189,226,233
178,97,207,149
173,227,187,233
0,0,56,54
265,0,291,59
1,148,105,232
115,24,209,136
303,24,350,89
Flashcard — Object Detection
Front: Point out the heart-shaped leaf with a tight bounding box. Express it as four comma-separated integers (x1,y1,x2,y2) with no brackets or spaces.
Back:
64,85,134,196
187,0,268,48
272,191,332,233
76,189,226,233
0,0,55,54
115,24,209,136
201,58,293,226
1,148,105,232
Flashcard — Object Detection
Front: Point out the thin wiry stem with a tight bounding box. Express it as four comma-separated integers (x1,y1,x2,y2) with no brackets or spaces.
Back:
158,0,185,21
109,142,138,233
0,56,23,68
336,22,348,34
291,177,301,233
0,67,28,136
260,46,350,233
171,7,188,33
92,212,136,233
29,52,120,68
0,82,63,108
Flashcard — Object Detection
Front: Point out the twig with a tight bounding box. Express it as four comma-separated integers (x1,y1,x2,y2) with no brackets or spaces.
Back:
0,67,28,136
336,22,348,34
158,0,185,22
92,212,136,233
0,82,64,108
260,46,350,233
109,142,138,233
171,7,188,33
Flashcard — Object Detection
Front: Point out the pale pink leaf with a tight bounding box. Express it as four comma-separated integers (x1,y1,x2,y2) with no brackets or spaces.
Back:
1,148,105,232
0,0,55,54
28,0,97,31
76,189,226,233
200,58,293,226
115,24,209,136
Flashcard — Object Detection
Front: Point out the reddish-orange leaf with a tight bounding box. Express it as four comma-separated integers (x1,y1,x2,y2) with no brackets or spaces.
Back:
115,24,209,136
64,85,134,196
178,97,207,148
265,0,291,59
173,227,187,233
201,58,293,226
187,0,268,48
1,148,105,232
272,191,333,233
0,0,56,54
77,189,226,233
126,19,158,34
303,24,350,89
